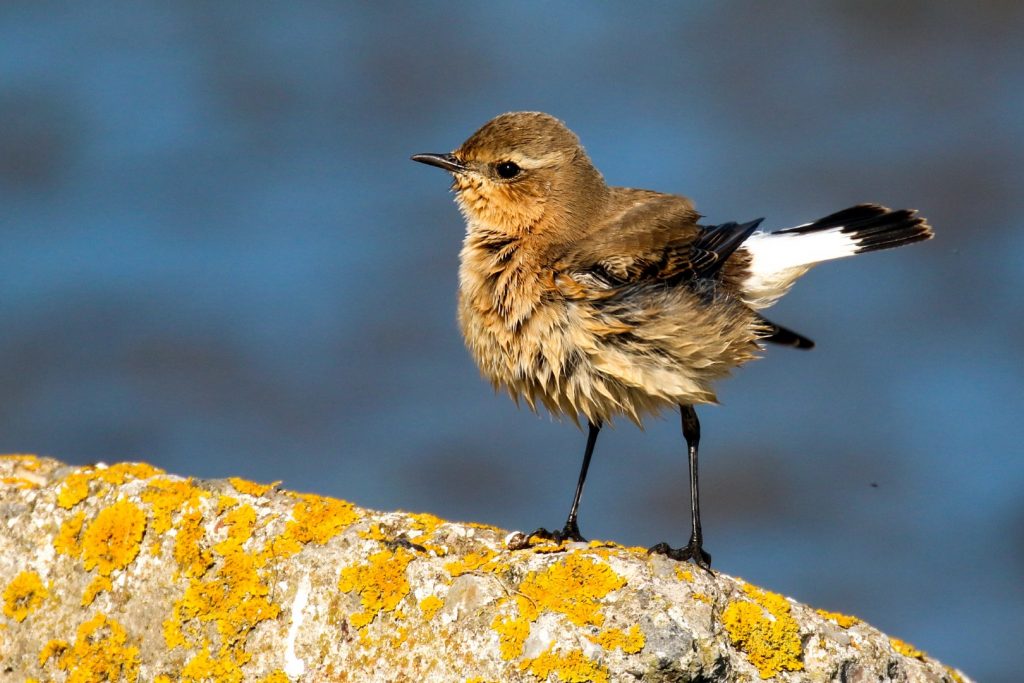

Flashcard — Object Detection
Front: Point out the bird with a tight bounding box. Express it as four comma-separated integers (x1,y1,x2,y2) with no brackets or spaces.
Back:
412,111,932,569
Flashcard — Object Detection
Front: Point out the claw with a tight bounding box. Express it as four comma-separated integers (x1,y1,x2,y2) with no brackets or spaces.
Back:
527,520,586,545
649,540,712,571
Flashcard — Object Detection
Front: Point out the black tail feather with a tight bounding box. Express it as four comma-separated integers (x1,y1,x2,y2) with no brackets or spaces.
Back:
775,204,933,255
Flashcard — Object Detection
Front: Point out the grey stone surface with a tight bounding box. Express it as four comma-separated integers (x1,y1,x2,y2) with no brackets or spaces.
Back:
0,455,972,682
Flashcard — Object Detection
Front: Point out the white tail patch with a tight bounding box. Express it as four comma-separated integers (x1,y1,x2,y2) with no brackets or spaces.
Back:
739,228,860,309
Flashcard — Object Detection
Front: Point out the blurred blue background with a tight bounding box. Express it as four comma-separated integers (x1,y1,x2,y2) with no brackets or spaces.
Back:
2,3,1021,679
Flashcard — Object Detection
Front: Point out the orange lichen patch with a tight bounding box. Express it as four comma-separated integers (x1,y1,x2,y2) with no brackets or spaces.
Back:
140,477,207,537
675,566,694,582
1,476,39,489
358,523,390,542
174,508,214,578
722,583,803,679
38,639,68,667
227,476,278,497
946,666,966,683
517,553,627,628
81,500,148,577
445,548,508,577
57,471,92,509
272,494,358,557
816,608,861,628
337,547,414,630
407,511,445,537
213,504,257,556
97,461,164,484
419,595,444,621
491,600,532,661
0,453,41,468
165,550,281,675
56,462,164,510
533,543,569,554
54,511,86,557
49,613,140,682
216,495,238,515
3,571,47,622
890,636,927,660
81,576,113,607
259,671,291,683
588,624,645,654
522,646,610,683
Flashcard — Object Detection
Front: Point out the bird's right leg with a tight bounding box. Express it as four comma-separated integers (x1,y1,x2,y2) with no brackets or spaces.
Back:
528,420,601,543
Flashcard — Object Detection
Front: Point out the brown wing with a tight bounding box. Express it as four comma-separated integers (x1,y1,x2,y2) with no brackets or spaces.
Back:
555,187,760,291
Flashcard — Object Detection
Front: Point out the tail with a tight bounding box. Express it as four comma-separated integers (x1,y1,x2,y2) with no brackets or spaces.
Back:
738,204,933,309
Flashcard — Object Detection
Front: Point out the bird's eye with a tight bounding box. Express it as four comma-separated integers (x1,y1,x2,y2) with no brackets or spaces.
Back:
495,161,521,179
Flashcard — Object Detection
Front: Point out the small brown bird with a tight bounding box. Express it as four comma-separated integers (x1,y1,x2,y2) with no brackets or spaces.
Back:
412,111,932,569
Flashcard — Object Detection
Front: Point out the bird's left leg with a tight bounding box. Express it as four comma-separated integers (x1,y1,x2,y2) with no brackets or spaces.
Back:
650,405,712,570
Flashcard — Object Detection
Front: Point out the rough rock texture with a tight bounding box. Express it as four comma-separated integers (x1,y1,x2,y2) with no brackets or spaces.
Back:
0,455,971,683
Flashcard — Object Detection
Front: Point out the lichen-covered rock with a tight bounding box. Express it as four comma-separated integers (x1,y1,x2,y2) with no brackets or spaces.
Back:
0,455,972,682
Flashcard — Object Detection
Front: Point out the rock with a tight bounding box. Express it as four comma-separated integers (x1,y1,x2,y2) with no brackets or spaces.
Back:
0,455,972,682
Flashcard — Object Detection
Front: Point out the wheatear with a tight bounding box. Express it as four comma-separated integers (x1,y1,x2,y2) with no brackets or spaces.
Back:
413,111,932,569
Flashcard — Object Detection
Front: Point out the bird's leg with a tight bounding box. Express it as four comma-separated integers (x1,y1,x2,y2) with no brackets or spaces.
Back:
529,421,601,544
650,405,712,570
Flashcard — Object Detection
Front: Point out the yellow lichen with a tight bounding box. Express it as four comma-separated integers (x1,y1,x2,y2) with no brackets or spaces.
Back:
890,636,927,660
228,476,278,497
523,646,609,683
1,475,39,489
946,666,966,683
212,504,257,556
816,608,861,628
491,601,532,660
259,672,291,683
167,550,281,675
39,639,68,666
272,493,358,557
338,547,414,629
81,500,147,577
97,461,164,484
3,571,47,622
358,523,390,542
691,591,712,604
419,595,444,621
174,508,214,578
675,566,693,582
588,624,645,654
445,548,507,576
51,613,140,683
54,512,86,556
721,583,803,678
517,553,626,628
0,453,41,468
140,477,206,537
57,472,92,509
57,463,164,510
81,575,113,607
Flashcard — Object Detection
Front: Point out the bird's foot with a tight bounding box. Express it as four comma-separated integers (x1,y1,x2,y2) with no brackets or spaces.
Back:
506,521,586,551
529,519,586,544
649,539,712,571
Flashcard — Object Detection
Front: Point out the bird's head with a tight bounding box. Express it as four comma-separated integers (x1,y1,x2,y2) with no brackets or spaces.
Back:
413,112,607,237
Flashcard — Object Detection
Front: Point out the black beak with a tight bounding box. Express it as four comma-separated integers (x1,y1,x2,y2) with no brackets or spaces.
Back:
411,152,467,173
